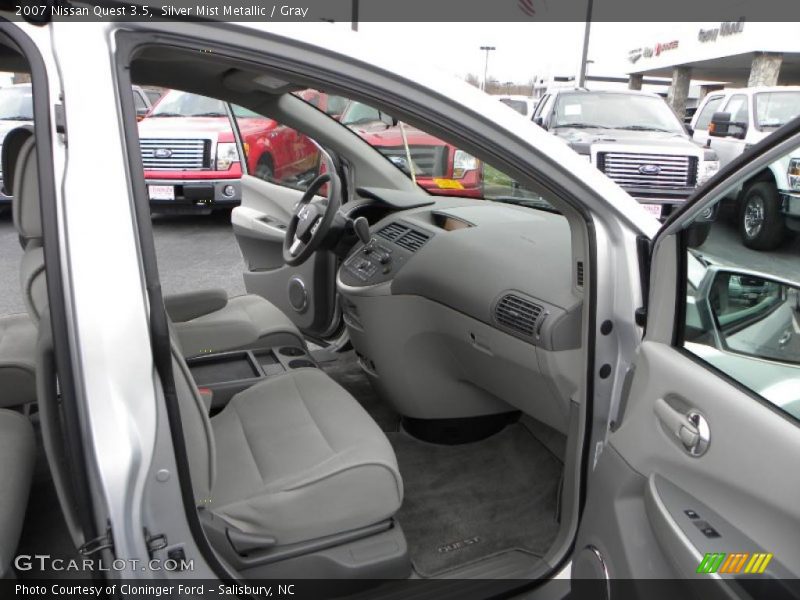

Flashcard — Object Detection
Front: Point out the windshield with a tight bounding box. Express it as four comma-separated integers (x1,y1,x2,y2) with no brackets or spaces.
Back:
150,90,260,118
0,85,33,121
499,98,528,115
755,91,800,129
552,92,685,133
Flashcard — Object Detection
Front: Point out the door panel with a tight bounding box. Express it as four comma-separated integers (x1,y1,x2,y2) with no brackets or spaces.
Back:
232,175,339,338
576,125,800,598
576,342,800,593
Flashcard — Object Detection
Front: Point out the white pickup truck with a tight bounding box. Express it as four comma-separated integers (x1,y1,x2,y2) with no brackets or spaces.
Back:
689,86,800,250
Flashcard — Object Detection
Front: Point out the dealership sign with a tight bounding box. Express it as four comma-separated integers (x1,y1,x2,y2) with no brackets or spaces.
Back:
629,39,679,63
698,19,746,43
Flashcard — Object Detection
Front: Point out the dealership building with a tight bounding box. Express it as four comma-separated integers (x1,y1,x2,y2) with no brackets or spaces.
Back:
626,21,800,117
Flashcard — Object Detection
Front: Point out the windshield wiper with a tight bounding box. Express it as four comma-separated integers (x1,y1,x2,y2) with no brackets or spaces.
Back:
552,122,609,129
490,196,561,214
616,125,675,132
190,112,227,117
149,112,182,117
0,115,31,120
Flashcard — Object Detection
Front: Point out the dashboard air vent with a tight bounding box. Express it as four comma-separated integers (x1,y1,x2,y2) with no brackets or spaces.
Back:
395,229,430,253
376,222,409,242
576,261,584,288
495,294,544,337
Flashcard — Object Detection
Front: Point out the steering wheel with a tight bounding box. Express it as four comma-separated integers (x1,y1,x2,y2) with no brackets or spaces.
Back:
283,171,342,266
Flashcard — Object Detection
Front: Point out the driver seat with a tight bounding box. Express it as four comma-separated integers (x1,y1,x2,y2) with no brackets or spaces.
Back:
4,125,301,359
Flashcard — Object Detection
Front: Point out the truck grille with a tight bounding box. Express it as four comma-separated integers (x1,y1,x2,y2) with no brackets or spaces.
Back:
597,152,697,189
378,145,448,177
140,138,210,171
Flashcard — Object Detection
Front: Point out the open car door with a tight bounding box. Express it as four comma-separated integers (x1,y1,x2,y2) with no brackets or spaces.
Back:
226,100,341,341
572,119,800,599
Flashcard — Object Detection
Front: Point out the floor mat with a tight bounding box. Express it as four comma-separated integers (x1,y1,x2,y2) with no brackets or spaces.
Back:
388,423,562,577
320,351,400,432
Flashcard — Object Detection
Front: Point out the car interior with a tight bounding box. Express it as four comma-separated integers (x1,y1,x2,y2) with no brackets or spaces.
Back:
0,35,593,586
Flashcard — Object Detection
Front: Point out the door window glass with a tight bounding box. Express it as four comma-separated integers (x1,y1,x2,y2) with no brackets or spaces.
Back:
724,94,749,124
694,96,723,131
680,141,800,421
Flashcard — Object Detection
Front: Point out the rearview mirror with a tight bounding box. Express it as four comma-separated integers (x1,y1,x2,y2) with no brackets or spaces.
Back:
706,270,799,363
709,112,747,139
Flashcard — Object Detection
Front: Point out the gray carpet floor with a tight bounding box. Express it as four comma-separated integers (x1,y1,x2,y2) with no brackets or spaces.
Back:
387,424,562,577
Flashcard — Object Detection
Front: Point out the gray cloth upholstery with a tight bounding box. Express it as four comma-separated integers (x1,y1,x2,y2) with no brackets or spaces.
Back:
0,314,37,408
165,289,229,323
0,409,35,577
5,126,41,246
172,336,403,546
210,368,403,545
171,294,301,358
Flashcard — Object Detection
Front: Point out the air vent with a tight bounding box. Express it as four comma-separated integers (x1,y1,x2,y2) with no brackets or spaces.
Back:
376,222,410,242
576,261,584,288
395,229,430,253
495,294,544,337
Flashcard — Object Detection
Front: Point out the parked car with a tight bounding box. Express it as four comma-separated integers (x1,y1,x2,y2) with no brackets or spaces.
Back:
3,16,800,595
690,86,800,249
0,83,32,209
341,100,484,197
496,94,536,119
532,88,720,226
138,89,320,212
0,84,156,210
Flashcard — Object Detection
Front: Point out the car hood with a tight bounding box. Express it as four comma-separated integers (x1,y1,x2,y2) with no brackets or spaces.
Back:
139,116,239,137
685,342,800,418
553,128,697,154
347,122,448,148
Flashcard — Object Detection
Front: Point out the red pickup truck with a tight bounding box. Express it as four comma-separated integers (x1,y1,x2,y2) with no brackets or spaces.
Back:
340,101,484,197
139,89,319,212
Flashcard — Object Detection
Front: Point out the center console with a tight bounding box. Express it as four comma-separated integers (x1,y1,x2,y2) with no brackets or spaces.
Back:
339,220,432,288
186,344,317,410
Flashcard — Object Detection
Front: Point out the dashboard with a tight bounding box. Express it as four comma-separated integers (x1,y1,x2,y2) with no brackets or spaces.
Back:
339,190,583,353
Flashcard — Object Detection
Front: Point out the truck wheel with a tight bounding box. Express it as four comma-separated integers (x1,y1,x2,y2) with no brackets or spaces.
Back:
254,155,274,181
739,181,785,251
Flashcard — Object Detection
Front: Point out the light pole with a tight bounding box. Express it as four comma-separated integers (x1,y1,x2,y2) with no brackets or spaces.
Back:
480,46,495,92
577,0,593,88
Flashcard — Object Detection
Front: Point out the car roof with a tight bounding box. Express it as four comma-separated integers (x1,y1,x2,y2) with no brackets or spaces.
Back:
711,86,800,95
550,88,662,99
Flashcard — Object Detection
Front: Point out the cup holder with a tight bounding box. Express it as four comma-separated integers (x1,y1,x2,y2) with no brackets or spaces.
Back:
279,347,305,357
288,359,315,369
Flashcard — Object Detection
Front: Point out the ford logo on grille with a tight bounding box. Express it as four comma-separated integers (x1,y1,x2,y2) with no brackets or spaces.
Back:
154,148,172,158
638,164,661,175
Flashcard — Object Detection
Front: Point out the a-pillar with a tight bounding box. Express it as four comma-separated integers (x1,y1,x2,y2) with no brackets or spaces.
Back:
667,66,691,121
748,52,783,87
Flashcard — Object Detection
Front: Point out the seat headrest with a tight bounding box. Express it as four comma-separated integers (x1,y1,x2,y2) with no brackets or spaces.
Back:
2,126,40,245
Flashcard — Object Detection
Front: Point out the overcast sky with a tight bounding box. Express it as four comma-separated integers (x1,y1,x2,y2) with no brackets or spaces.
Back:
344,22,695,84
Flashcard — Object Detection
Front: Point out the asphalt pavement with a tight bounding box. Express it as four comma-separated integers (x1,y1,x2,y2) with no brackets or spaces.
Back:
0,211,246,316
1,210,798,318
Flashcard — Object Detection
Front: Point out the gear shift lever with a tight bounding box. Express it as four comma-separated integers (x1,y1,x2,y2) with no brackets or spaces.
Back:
352,216,372,247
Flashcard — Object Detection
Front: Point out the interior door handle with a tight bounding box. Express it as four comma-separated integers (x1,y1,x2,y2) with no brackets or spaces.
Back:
654,398,711,457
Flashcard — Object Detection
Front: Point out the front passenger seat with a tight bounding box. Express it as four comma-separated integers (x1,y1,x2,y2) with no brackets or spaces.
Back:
7,127,407,576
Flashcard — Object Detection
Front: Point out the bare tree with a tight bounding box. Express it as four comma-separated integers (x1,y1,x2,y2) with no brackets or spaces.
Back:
464,73,480,88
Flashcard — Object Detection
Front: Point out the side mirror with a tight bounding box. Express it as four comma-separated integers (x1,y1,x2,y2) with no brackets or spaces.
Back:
709,112,747,139
703,269,799,362
533,116,544,128
136,107,149,122
685,124,694,137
